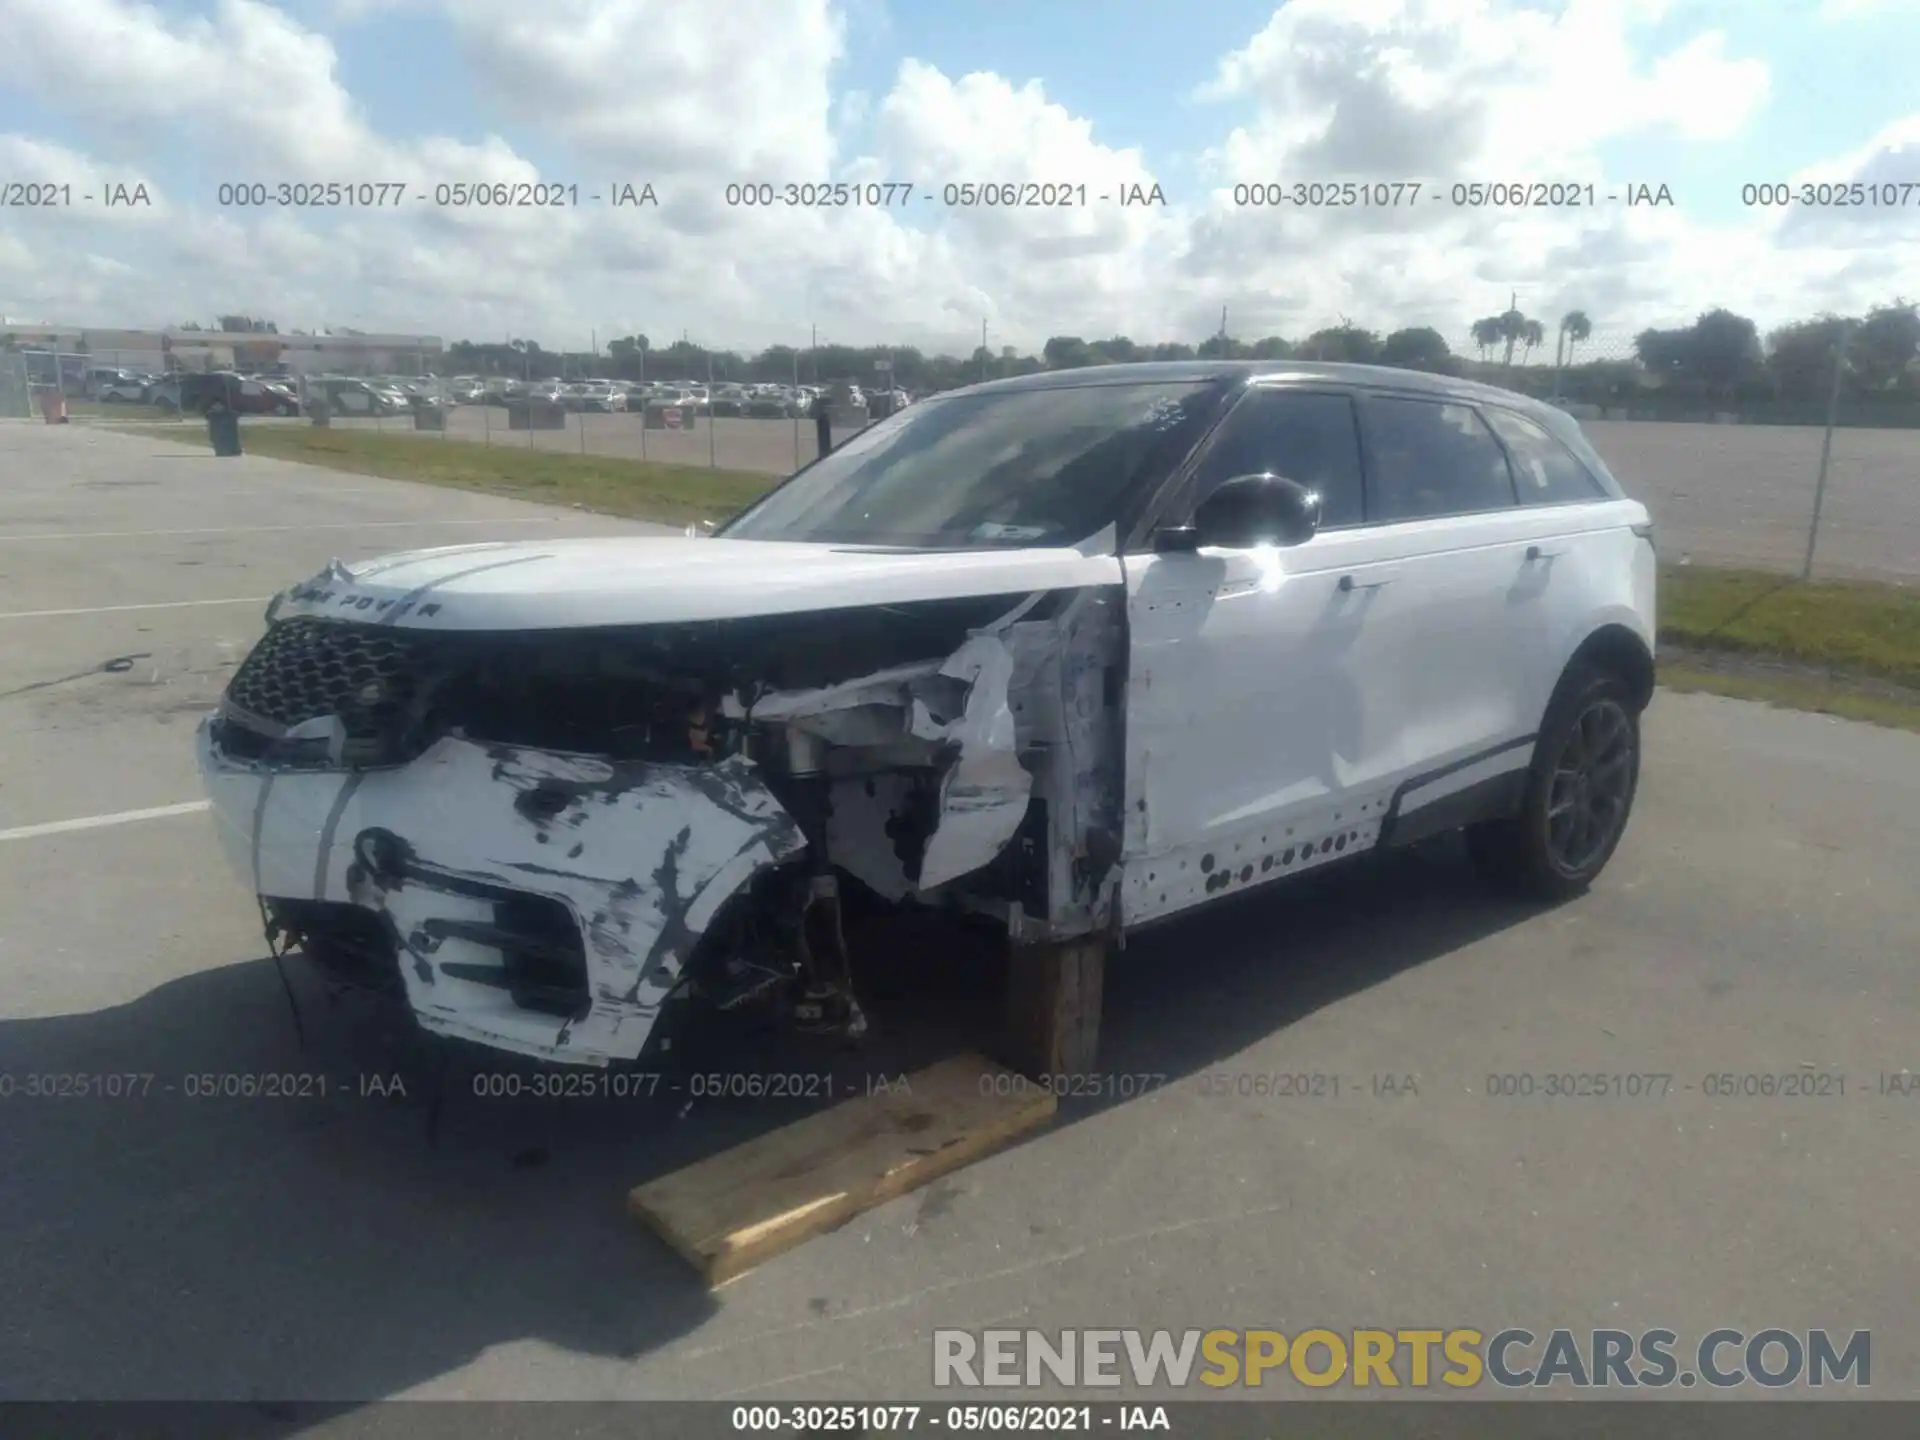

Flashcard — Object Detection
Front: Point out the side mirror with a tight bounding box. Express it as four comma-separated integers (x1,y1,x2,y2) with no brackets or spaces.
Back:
1189,472,1321,549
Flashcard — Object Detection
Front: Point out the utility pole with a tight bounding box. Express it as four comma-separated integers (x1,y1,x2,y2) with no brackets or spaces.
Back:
1802,322,1851,582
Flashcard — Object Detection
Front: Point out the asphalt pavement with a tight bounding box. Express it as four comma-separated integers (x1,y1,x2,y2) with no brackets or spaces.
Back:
0,421,1914,1409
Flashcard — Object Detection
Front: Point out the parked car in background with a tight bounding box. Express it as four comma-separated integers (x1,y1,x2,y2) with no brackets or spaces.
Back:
578,382,626,412
152,372,303,416
646,387,699,413
317,379,405,417
90,368,152,402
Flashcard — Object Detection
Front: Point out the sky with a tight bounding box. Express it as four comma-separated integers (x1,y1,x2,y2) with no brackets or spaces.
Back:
0,0,1915,357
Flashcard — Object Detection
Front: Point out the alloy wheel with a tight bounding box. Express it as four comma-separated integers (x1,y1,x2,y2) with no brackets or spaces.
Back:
1544,698,1635,876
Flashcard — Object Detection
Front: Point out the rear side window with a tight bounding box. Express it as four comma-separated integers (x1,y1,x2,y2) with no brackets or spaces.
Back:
1189,389,1365,528
1482,407,1607,505
1361,397,1517,522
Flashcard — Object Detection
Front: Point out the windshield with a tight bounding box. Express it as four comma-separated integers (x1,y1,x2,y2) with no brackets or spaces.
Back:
719,380,1220,548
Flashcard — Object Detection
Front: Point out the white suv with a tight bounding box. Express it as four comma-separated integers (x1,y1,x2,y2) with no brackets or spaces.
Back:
197,362,1655,1072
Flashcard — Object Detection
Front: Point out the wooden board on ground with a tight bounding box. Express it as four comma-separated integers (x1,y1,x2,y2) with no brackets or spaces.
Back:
628,1051,1056,1286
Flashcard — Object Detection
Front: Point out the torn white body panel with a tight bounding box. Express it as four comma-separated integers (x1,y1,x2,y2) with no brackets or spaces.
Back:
744,630,1034,896
906,633,1032,890
196,718,805,1065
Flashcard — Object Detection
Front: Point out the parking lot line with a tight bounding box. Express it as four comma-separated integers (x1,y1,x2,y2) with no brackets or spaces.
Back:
0,800,211,843
0,597,271,621
0,518,565,543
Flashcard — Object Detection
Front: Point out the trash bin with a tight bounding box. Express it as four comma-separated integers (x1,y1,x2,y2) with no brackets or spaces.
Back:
414,404,446,432
309,396,331,428
206,405,243,457
508,401,566,431
39,391,70,424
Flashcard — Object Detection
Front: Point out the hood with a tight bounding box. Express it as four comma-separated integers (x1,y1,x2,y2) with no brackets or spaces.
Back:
270,534,1124,631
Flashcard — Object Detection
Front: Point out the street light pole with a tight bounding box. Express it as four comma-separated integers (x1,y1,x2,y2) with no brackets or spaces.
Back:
1801,323,1851,582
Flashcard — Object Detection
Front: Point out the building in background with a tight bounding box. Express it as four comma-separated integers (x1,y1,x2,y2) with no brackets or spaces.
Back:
162,330,444,376
0,325,443,377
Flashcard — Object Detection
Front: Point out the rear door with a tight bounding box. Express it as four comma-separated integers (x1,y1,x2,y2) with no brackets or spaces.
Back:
1477,402,1650,725
1349,392,1633,843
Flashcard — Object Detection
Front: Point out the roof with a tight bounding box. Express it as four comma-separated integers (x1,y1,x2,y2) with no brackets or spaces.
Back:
953,359,1561,414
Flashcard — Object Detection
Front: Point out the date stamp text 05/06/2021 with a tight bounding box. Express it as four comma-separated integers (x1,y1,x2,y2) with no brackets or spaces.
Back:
0,1070,923,1103
8,177,1920,212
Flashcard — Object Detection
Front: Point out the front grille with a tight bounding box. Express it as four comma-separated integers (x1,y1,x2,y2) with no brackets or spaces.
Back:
222,617,422,750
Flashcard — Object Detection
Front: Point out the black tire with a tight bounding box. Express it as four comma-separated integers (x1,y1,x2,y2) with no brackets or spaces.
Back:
1466,664,1642,901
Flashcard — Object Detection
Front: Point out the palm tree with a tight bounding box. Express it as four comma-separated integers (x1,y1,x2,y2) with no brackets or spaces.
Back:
1558,309,1592,368
1470,316,1502,362
1520,319,1545,365
1498,308,1530,368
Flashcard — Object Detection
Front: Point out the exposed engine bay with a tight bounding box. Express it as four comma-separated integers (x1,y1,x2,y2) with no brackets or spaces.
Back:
198,583,1126,1067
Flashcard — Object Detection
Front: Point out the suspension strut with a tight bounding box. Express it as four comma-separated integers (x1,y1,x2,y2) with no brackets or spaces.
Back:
785,728,868,1040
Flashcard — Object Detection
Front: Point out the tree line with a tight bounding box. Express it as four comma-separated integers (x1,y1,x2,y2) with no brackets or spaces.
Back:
151,297,1920,415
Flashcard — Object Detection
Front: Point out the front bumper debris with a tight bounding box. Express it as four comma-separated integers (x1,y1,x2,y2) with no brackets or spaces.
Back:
197,717,805,1065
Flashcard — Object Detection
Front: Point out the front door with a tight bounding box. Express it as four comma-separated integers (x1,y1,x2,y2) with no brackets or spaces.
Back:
1119,385,1419,924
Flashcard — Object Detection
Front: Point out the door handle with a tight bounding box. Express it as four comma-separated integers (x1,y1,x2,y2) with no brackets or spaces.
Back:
1337,572,1396,592
1525,544,1567,562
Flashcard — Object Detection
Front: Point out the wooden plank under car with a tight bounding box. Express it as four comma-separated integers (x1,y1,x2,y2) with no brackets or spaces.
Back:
628,1051,1057,1286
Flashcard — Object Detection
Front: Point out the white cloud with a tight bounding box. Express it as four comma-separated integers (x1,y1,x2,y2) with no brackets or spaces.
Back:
0,0,1911,357
1816,0,1920,17
436,0,845,179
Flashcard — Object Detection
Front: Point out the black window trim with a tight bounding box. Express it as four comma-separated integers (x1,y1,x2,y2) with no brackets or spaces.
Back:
1352,388,1525,525
1477,401,1611,507
1129,378,1369,549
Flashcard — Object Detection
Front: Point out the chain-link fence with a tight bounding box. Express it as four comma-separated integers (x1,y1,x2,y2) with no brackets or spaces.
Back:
221,336,896,480
10,314,1914,582
1441,322,1911,583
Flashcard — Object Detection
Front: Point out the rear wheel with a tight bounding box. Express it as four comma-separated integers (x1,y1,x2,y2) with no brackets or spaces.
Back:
1466,665,1641,901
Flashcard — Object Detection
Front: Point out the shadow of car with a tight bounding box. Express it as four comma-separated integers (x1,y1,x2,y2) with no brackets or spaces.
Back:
0,834,1537,1408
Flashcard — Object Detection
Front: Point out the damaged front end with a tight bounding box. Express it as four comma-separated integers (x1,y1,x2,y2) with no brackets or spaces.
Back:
198,584,1127,1067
